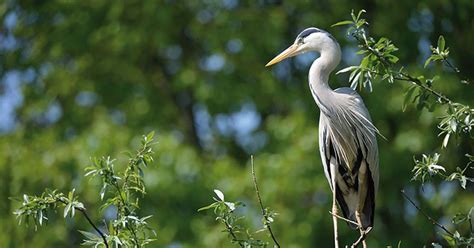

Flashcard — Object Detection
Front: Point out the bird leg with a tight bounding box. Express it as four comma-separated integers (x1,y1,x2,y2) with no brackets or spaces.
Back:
330,162,339,248
332,189,339,248
354,210,367,248
354,161,368,248
351,225,372,248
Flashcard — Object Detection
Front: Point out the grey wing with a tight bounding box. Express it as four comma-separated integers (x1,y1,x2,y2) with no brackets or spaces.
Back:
319,116,333,190
319,114,355,227
319,87,379,229
334,87,380,192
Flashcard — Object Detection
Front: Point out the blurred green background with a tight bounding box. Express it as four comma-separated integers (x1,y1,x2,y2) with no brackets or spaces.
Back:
0,0,473,247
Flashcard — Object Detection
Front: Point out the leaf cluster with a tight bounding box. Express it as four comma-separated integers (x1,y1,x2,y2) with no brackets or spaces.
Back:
334,9,473,161
13,132,157,247
411,153,474,189
424,36,450,69
13,189,83,230
198,189,270,248
334,10,400,91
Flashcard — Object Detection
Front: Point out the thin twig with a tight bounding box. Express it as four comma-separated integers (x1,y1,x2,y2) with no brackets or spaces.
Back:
351,227,372,248
351,233,365,248
79,208,109,248
399,73,452,104
363,68,454,105
354,32,456,105
442,58,460,73
401,190,454,236
224,221,245,248
251,155,281,248
329,211,360,227
57,198,109,248
442,58,471,84
111,180,140,246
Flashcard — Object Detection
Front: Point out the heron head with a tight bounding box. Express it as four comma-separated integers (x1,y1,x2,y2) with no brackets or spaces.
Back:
265,27,338,67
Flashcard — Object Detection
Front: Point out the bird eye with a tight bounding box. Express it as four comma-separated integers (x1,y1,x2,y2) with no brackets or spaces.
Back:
297,37,304,44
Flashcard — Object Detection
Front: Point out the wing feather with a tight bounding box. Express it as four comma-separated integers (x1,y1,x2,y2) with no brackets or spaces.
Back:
318,87,379,228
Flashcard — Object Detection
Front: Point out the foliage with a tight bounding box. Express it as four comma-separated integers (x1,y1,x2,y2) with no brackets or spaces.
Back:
413,153,473,189
13,132,157,247
199,189,268,247
199,157,280,247
1,1,473,247
336,10,473,147
14,189,84,229
335,9,473,247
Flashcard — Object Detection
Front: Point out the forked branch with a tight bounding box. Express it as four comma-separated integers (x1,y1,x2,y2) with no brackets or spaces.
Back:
330,211,371,248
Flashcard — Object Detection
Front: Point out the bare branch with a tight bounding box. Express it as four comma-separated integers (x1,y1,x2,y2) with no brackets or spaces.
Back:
57,198,109,248
329,211,359,227
442,58,460,73
329,211,371,247
401,190,454,236
351,227,372,248
251,155,281,248
223,221,245,248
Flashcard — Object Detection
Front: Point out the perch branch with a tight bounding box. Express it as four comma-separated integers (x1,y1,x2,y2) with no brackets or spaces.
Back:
351,227,372,248
329,211,359,227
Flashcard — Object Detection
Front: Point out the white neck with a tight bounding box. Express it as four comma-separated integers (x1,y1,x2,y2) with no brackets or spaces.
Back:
309,42,341,88
308,42,341,113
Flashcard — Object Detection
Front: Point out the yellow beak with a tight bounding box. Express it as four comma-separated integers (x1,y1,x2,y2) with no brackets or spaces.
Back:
265,44,301,67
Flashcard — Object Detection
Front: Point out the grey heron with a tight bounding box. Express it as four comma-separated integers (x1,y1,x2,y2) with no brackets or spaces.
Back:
266,27,379,247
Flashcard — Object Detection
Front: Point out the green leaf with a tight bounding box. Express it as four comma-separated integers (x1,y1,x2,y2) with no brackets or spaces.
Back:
442,233,456,246
363,79,372,92
64,203,72,218
350,9,357,21
460,175,467,189
145,131,155,142
37,210,43,226
331,20,353,27
450,119,457,132
356,19,367,28
442,133,450,148
437,35,445,51
78,230,100,241
198,202,218,212
402,86,417,112
68,189,75,201
356,9,366,21
359,56,370,68
424,57,433,68
336,66,357,74
387,54,399,64
213,189,225,201
350,71,361,89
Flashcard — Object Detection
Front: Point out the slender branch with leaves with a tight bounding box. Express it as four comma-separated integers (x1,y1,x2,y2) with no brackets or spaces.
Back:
198,189,267,247
13,132,157,247
333,10,473,149
334,9,473,247
251,156,280,248
199,156,280,247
